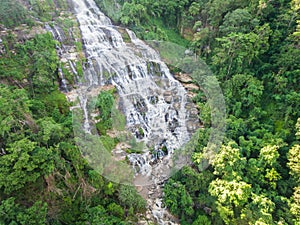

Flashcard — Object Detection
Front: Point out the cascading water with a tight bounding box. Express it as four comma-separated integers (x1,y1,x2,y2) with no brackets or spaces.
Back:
45,24,69,92
70,0,200,224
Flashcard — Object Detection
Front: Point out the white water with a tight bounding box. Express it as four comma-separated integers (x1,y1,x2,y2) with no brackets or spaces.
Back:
69,0,199,224
72,0,190,149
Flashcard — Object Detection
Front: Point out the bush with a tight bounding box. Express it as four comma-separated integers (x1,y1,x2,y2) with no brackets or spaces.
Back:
118,185,146,212
96,91,115,132
107,203,124,218
0,0,31,28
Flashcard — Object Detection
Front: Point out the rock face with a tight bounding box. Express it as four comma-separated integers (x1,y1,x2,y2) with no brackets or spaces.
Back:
174,73,193,83
112,142,130,161
44,15,84,92
174,73,199,98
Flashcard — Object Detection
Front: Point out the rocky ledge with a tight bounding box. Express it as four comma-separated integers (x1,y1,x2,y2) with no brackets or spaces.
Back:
174,73,199,98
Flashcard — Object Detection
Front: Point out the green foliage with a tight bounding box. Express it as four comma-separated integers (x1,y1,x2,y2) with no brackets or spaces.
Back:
192,215,211,225
164,179,194,218
219,8,258,34
87,169,105,189
77,205,128,225
212,26,271,78
96,90,115,134
0,0,32,28
112,107,127,131
37,117,69,146
168,1,300,222
0,33,59,94
0,138,54,194
94,0,122,22
212,142,246,180
288,119,300,223
107,202,125,218
0,197,47,225
110,0,190,46
120,2,147,26
118,185,146,212
209,179,252,224
0,85,31,145
290,187,300,224
163,166,217,224
99,135,118,152
224,74,264,116
0,1,144,224
28,0,64,22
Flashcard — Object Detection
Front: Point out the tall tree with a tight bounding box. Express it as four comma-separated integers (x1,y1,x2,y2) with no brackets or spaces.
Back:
0,138,54,194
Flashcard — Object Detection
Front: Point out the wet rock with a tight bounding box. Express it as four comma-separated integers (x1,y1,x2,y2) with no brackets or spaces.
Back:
174,73,193,83
187,92,197,98
173,102,181,110
186,120,200,132
184,83,199,91
136,185,143,192
189,107,199,115
163,91,172,103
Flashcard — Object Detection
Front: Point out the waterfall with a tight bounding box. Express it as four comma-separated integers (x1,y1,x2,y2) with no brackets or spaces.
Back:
45,24,70,92
71,0,199,224
72,0,191,150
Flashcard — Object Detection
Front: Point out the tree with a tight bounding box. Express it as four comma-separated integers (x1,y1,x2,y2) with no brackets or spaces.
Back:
288,120,300,182
12,33,59,95
219,8,258,34
290,187,300,224
209,179,252,225
192,27,212,56
120,2,147,26
0,197,47,225
291,0,300,39
118,185,146,212
37,117,68,147
96,90,115,133
258,145,281,187
188,2,201,16
207,0,234,27
212,142,246,180
107,202,124,218
288,118,300,223
78,205,126,225
164,179,194,218
212,24,271,78
0,85,31,147
0,138,54,194
160,0,190,27
192,215,211,225
241,193,275,224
